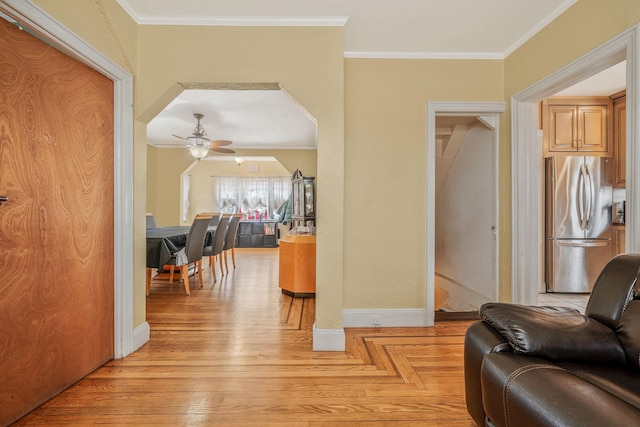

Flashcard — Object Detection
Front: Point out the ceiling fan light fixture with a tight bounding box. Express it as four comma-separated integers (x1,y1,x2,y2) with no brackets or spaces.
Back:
175,113,235,158
188,144,209,160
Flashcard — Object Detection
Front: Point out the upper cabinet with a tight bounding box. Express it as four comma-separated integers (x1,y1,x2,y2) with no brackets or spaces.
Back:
612,90,626,188
542,96,613,157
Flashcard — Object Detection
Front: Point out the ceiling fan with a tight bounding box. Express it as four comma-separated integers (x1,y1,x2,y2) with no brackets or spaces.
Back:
172,113,235,159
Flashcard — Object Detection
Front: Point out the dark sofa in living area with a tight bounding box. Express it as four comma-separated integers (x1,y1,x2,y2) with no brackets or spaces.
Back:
464,253,640,427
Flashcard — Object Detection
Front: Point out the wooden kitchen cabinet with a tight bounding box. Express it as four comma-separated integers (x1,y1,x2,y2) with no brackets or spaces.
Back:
542,96,613,157
612,91,626,187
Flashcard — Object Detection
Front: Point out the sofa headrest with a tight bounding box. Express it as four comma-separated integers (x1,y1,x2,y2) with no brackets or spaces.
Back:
616,299,640,371
586,254,640,329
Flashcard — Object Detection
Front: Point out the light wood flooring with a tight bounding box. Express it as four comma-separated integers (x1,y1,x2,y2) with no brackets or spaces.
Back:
14,248,476,426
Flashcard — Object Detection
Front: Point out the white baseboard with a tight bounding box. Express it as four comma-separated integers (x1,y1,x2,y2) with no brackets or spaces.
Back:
132,321,150,353
312,323,345,351
342,308,429,328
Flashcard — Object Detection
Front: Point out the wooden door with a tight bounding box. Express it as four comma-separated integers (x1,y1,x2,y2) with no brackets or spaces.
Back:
0,18,114,425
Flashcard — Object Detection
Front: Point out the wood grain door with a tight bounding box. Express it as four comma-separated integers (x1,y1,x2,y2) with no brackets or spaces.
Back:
0,18,114,425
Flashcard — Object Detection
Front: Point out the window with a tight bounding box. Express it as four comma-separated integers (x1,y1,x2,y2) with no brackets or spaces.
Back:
181,174,191,222
213,176,291,220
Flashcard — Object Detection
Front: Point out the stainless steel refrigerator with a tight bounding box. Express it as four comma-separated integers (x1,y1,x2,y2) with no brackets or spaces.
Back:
545,156,614,293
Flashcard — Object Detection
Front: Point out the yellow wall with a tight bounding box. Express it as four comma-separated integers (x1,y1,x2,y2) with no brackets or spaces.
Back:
136,25,345,329
343,59,504,309
33,0,137,75
32,0,640,336
500,0,640,301
148,148,317,226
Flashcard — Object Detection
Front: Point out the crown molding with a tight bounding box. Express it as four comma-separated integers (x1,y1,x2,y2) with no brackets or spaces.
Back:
344,51,504,60
503,0,577,58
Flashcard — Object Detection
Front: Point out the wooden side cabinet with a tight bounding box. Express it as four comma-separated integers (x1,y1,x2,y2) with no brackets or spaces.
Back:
278,232,316,297
542,97,613,157
612,91,626,187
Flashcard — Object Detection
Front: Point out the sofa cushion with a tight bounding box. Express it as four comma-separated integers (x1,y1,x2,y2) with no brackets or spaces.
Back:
559,361,640,410
481,303,626,364
616,299,640,370
481,353,640,427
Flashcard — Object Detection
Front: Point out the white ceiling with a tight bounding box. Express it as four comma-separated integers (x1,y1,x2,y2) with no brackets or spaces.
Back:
554,60,626,97
129,0,626,153
116,0,577,59
147,89,317,150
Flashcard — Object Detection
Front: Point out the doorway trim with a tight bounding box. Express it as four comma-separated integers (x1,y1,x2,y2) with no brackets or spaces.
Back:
511,25,639,305
1,1,137,357
426,102,505,325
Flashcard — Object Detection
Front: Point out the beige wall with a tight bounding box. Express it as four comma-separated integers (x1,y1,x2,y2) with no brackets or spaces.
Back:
343,59,504,309
33,0,137,75
33,0,640,336
500,0,640,301
148,148,317,226
136,25,344,329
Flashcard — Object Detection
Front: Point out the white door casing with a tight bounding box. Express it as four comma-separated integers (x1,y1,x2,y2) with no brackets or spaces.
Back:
427,102,505,324
511,26,639,305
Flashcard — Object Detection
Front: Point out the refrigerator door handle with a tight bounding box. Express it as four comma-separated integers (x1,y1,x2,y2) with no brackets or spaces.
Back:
584,163,594,230
557,239,611,248
578,164,587,230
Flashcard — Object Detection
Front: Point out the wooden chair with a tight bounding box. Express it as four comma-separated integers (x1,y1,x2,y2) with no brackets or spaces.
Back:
223,214,243,274
203,214,230,282
148,213,213,296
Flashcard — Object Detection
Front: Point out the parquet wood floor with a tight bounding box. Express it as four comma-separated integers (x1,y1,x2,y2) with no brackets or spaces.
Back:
14,248,476,426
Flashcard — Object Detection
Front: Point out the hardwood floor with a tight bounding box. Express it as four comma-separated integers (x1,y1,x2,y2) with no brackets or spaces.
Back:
14,248,476,426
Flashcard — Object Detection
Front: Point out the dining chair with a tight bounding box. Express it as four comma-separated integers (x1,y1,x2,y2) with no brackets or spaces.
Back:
203,214,230,283
208,212,222,227
146,212,157,228
150,212,213,296
223,213,243,274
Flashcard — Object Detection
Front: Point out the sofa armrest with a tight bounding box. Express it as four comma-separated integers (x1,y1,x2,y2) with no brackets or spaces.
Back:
481,303,626,364
464,321,510,426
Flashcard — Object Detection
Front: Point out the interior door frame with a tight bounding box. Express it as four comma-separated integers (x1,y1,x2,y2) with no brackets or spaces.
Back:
426,102,505,325
511,25,639,305
1,0,137,358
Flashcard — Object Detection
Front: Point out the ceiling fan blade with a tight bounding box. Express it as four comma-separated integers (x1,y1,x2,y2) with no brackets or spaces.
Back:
210,140,233,147
172,134,189,141
211,147,235,154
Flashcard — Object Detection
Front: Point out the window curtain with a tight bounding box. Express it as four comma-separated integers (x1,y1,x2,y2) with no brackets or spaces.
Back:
213,176,291,219
181,174,191,222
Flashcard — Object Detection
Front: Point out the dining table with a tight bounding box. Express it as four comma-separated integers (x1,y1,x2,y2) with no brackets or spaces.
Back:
146,225,217,270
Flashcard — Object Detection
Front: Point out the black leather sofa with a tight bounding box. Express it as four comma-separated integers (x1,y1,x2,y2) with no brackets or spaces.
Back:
464,253,640,427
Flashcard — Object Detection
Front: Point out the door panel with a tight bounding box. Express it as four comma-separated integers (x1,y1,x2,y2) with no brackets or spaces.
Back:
583,157,613,239
0,18,114,425
546,156,584,239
